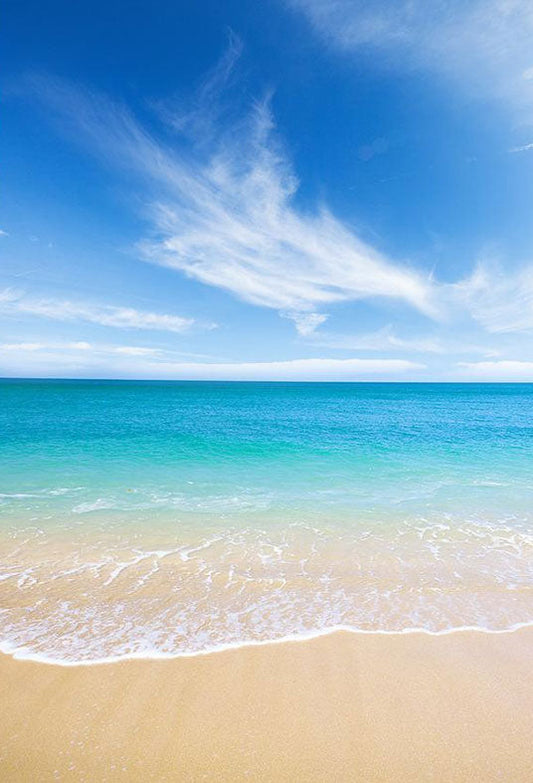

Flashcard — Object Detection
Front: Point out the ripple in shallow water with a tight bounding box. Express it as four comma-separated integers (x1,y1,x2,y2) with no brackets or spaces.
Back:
1,512,531,663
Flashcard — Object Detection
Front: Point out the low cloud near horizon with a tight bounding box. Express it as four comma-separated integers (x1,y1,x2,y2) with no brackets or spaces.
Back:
0,342,424,381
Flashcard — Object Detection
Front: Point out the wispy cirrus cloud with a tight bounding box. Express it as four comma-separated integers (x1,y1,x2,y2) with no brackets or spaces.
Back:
156,28,244,143
19,59,440,332
509,142,533,153
280,311,329,336
17,45,533,360
287,0,533,118
0,341,213,358
0,288,207,333
305,324,496,356
455,262,533,334
0,341,162,355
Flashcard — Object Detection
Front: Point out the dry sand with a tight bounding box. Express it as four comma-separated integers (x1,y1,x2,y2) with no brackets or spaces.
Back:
0,627,532,782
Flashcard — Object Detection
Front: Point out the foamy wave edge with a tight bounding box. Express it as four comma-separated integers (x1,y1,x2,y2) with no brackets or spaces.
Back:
1,621,532,667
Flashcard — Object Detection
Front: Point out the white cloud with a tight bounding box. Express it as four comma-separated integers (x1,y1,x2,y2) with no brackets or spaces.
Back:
0,288,202,333
281,311,329,335
0,229,8,237
455,262,533,333
306,324,483,355
510,142,533,152
0,343,424,380
458,360,533,380
141,98,438,318
0,342,45,351
113,345,161,356
287,0,533,117
0,341,161,356
157,29,244,143
22,71,440,330
149,357,424,381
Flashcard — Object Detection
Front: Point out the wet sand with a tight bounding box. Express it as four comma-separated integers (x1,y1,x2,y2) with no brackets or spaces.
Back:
0,627,532,782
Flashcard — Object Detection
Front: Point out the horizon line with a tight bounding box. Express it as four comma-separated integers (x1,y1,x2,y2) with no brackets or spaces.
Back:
1,377,533,385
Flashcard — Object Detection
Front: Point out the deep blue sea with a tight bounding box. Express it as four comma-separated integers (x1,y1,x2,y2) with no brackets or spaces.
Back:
0,380,532,662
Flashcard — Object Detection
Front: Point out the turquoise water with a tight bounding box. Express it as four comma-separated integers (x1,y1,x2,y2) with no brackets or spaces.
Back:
1,380,532,662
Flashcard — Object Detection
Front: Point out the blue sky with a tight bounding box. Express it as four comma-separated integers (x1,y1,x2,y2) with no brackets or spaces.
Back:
3,0,533,380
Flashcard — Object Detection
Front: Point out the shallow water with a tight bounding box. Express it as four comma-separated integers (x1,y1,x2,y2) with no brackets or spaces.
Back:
1,380,532,662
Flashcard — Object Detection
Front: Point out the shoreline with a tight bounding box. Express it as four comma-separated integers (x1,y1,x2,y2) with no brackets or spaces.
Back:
1,619,533,667
1,626,532,781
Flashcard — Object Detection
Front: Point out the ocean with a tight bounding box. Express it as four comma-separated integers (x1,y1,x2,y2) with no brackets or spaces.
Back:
0,379,532,663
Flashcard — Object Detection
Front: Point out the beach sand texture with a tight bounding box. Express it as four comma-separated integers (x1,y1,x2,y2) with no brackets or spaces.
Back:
1,627,532,782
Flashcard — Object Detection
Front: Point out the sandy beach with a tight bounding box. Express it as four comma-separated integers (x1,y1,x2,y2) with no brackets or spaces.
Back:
1,627,531,782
